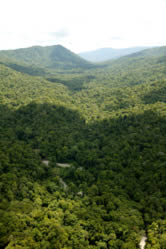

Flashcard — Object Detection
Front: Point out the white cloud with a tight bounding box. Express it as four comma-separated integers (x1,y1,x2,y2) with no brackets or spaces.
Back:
0,0,166,52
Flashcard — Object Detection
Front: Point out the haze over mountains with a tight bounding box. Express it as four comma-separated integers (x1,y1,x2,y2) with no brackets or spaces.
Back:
79,46,149,62
0,43,166,249
0,45,149,71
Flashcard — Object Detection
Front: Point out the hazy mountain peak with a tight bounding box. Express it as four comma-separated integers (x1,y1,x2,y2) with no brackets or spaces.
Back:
79,46,149,62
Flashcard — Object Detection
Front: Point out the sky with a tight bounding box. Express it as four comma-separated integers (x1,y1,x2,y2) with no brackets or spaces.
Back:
0,0,166,53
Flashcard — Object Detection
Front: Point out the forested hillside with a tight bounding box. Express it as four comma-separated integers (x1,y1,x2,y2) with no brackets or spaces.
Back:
0,45,93,71
0,45,166,249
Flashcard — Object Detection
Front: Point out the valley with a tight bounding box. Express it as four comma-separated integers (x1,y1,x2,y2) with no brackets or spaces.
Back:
0,45,166,249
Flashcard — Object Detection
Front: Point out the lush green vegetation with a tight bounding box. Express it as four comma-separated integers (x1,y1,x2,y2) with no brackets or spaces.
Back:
0,45,166,248
0,45,94,71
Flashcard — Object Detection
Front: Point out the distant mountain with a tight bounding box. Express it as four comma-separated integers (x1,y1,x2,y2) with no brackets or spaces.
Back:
0,45,93,71
79,47,149,62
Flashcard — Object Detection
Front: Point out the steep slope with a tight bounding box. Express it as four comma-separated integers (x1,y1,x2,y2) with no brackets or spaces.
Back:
0,46,166,120
80,46,166,89
0,45,93,70
0,45,166,248
0,64,75,108
79,46,148,62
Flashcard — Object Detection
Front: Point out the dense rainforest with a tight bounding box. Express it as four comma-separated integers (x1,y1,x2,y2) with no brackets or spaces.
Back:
0,45,166,249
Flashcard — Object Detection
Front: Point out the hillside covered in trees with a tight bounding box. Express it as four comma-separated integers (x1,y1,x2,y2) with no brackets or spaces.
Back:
0,45,166,249
0,45,94,72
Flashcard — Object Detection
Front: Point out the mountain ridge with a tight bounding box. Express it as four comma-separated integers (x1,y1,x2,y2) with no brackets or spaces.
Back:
0,44,93,71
